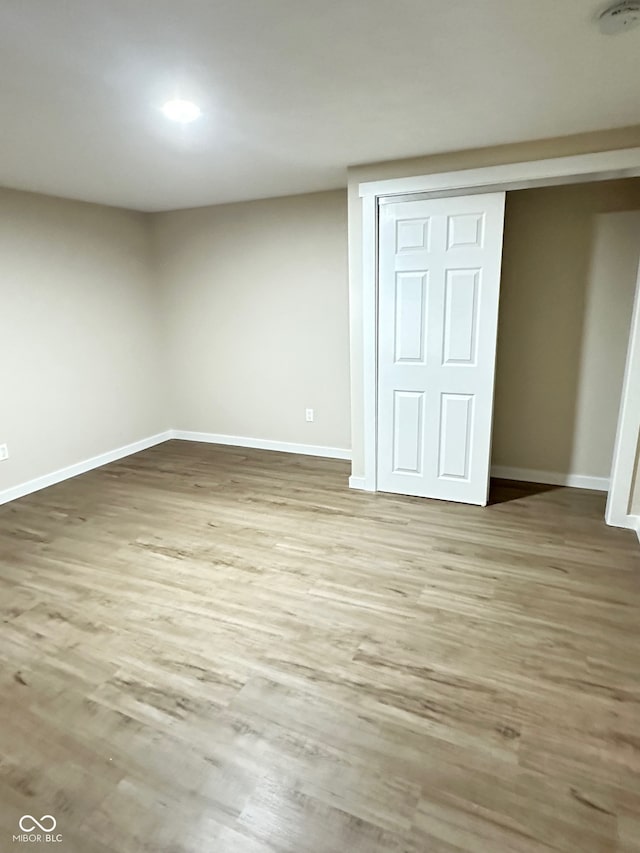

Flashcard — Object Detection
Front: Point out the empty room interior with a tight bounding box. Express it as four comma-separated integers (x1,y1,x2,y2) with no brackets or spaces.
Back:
1,2,640,852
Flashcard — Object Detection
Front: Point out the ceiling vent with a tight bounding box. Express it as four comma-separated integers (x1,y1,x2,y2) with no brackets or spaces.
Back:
598,0,640,34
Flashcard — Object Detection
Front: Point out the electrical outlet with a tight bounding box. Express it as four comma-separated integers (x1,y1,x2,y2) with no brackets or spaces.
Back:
0,444,8,462
305,408,314,423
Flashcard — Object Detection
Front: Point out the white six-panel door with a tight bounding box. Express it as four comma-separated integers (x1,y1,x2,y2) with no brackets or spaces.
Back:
377,192,506,505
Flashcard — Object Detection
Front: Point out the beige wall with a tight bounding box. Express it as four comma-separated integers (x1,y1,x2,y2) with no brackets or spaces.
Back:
153,190,350,450
0,189,166,492
347,125,640,477
493,187,640,477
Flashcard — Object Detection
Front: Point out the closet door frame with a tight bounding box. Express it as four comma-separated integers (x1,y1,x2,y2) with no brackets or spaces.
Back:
355,146,640,529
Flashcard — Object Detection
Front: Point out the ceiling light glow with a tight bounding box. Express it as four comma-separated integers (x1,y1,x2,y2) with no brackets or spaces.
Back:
161,99,202,123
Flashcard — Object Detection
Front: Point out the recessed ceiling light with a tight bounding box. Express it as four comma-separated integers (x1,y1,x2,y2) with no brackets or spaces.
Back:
161,99,202,123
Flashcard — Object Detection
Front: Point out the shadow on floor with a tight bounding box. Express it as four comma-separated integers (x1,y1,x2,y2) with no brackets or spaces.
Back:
488,478,562,506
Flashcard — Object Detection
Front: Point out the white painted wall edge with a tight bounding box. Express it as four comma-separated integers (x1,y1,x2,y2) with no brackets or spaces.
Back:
0,431,173,506
172,430,351,460
606,256,640,528
491,465,608,491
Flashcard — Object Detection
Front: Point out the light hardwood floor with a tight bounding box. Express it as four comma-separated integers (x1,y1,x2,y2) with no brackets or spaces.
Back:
0,440,639,852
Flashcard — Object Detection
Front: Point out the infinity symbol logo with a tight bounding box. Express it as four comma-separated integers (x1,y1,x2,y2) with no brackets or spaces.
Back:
19,815,57,832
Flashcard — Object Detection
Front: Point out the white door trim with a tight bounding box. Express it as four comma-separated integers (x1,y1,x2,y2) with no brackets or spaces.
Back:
359,146,640,522
362,192,379,492
359,147,640,198
606,256,640,528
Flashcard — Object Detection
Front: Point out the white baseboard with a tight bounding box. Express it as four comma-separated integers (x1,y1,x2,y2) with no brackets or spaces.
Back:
0,431,172,507
0,429,351,508
619,514,640,537
350,467,610,494
491,465,609,492
171,430,351,461
5,435,614,508
348,475,368,490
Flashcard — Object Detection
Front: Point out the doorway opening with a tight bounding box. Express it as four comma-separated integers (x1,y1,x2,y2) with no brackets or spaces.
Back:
490,179,640,508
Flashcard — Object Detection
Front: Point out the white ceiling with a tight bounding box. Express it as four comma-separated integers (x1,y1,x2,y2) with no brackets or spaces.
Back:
1,0,638,211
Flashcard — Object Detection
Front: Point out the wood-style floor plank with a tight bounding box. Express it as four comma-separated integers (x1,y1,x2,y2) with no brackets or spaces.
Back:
0,440,639,852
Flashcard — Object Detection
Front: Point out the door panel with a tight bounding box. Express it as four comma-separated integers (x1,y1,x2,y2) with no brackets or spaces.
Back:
438,392,474,480
392,390,425,475
396,217,430,252
377,192,506,505
443,269,480,365
394,273,428,363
